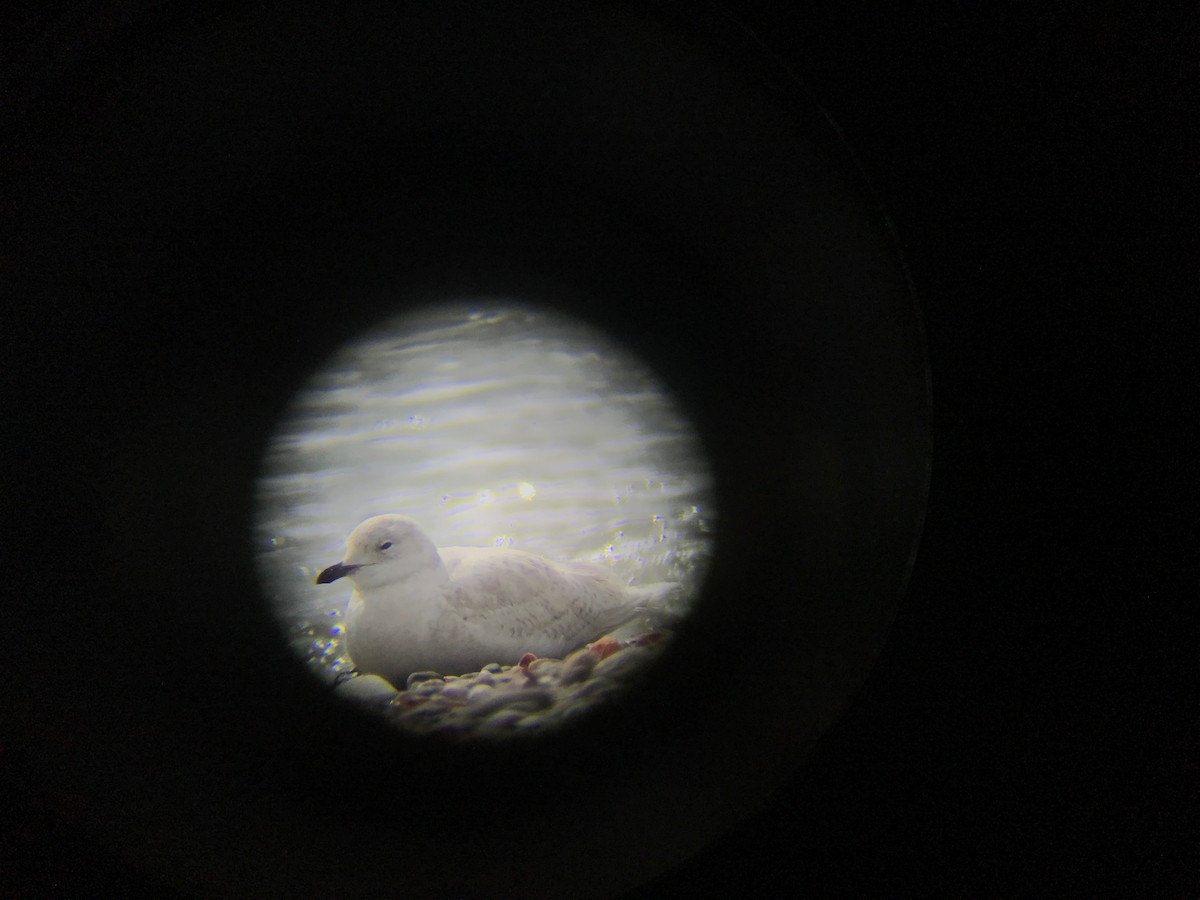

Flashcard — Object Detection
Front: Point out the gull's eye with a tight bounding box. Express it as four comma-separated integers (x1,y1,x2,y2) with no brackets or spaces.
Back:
378,541,393,551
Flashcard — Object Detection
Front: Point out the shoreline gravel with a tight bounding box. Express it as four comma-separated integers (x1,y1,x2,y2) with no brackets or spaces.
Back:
333,630,670,738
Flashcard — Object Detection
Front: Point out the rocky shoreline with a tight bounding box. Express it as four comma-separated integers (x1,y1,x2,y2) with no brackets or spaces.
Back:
333,630,669,738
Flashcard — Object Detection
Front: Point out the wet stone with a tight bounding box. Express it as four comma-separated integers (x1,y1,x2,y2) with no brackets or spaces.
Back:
334,674,399,705
528,657,562,676
478,711,524,731
560,649,597,685
471,687,554,717
578,677,619,699
398,700,451,721
406,670,444,689
391,693,427,709
356,630,675,738
587,637,623,660
594,646,651,680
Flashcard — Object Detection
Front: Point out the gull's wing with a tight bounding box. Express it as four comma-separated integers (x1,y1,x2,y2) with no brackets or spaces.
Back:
439,548,638,654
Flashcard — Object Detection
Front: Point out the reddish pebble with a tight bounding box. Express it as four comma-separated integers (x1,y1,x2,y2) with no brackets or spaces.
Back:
517,652,537,669
587,637,622,660
392,694,427,709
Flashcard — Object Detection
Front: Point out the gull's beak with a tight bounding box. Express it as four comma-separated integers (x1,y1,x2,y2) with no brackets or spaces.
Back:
315,561,360,585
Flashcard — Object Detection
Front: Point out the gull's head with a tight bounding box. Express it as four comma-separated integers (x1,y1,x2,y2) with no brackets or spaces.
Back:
315,514,443,591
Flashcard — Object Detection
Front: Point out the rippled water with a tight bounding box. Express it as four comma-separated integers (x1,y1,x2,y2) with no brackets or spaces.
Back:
254,302,715,682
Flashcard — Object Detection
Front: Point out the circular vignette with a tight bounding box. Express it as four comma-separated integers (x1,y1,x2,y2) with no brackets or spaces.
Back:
6,2,930,897
254,298,716,737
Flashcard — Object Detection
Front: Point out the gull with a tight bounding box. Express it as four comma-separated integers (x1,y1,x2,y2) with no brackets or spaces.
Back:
316,514,676,687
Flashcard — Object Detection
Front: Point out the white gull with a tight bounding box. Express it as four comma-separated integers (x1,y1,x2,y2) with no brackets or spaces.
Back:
316,514,676,687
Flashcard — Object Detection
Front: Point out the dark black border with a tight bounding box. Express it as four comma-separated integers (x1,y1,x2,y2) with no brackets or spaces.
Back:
3,1,1196,896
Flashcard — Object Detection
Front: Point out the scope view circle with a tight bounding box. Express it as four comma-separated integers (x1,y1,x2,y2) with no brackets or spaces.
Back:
255,301,715,737
7,2,930,897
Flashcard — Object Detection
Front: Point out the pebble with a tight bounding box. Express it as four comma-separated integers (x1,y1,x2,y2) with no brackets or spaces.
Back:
406,670,444,689
478,711,525,732
413,679,447,696
398,699,450,721
528,657,561,676
471,687,554,717
594,646,653,680
359,630,672,739
578,678,620,700
334,674,398,705
467,683,495,701
560,648,597,685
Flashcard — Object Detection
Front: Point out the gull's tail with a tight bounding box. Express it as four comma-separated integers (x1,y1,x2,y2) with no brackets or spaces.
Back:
627,581,682,609
593,580,685,643
625,580,687,626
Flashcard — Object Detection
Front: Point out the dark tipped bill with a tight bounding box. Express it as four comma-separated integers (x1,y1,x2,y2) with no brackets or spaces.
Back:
315,561,359,584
